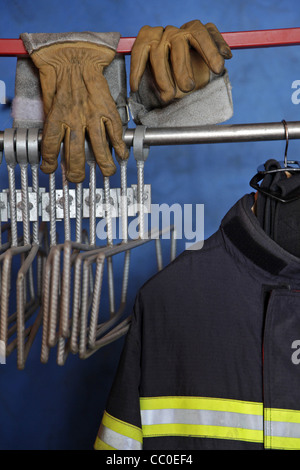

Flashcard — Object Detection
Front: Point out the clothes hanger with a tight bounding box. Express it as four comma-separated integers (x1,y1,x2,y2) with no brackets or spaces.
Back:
250,120,300,257
250,120,300,203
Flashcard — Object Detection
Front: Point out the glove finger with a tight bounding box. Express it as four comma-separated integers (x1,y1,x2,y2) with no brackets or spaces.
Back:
63,126,86,183
149,34,176,103
181,20,225,75
86,78,128,166
130,43,151,93
88,119,117,177
104,116,129,162
205,23,232,59
40,116,65,175
169,36,196,93
130,25,164,92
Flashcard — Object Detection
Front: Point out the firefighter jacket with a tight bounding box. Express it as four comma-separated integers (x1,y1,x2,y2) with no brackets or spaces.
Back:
95,193,300,450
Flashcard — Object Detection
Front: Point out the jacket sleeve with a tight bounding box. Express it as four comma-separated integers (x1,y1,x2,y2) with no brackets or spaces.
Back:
94,293,143,450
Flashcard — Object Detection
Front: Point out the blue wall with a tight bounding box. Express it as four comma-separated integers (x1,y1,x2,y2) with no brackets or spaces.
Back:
1,0,300,449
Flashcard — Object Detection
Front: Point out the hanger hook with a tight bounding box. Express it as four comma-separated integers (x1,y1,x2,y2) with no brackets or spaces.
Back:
282,119,289,167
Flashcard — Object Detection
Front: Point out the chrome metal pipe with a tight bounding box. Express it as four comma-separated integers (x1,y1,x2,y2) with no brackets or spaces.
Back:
124,122,300,146
2,122,300,151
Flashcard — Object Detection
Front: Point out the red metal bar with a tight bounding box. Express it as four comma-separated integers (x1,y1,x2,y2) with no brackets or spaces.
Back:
0,28,300,56
222,28,300,49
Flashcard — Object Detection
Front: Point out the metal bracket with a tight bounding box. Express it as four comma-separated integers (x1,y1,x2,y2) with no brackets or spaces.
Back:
133,125,150,163
0,184,151,222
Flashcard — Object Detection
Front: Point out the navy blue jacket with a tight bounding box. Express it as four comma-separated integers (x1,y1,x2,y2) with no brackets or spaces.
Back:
95,193,300,450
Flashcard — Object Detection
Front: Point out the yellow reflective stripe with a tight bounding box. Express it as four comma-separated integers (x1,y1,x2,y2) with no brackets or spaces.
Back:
265,407,300,424
140,396,264,444
97,399,300,449
102,411,143,444
265,436,300,450
264,407,300,449
140,396,263,415
264,407,272,449
142,423,263,443
94,436,116,450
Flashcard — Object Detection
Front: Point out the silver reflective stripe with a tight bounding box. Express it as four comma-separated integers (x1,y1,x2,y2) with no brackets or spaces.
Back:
141,408,263,431
266,421,300,439
100,424,142,450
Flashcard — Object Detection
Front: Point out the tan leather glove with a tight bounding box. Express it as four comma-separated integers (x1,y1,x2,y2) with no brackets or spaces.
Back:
130,19,232,104
30,41,129,183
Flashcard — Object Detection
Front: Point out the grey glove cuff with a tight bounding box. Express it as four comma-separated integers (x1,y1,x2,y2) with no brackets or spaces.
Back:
128,68,233,127
20,31,121,54
12,57,44,128
12,32,128,128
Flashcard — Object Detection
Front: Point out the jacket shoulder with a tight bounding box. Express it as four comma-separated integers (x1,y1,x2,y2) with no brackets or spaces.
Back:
139,229,224,299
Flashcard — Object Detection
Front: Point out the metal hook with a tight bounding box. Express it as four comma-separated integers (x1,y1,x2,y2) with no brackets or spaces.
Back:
282,119,289,167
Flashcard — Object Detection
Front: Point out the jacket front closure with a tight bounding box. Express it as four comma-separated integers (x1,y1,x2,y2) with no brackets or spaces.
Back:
263,287,300,449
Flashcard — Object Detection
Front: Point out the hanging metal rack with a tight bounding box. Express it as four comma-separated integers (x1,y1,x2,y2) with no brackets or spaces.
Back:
0,27,299,369
1,27,300,146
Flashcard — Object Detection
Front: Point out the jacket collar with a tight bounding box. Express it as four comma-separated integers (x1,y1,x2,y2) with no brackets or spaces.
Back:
220,193,300,281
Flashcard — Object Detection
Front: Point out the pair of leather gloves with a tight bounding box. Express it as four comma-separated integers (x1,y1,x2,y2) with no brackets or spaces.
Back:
28,20,232,183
